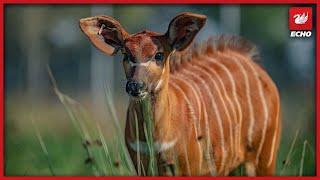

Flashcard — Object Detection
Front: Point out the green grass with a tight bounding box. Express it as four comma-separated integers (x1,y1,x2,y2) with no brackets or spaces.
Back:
47,66,136,176
4,68,315,176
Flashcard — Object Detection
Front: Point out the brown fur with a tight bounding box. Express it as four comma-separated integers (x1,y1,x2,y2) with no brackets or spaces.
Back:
79,13,281,176
125,37,281,176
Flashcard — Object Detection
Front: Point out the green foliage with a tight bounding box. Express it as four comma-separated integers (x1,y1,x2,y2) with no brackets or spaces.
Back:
140,96,158,176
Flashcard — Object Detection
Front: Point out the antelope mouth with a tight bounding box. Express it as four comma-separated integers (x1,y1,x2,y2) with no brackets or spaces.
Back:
129,91,149,99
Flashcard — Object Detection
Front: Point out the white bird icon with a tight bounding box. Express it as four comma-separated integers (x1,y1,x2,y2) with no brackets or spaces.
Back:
294,12,309,24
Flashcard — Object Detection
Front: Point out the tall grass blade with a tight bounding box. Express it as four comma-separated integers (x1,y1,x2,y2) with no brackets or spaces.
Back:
31,118,55,175
140,95,157,176
96,123,115,175
103,82,136,174
280,129,300,175
47,65,88,140
47,65,106,176
133,110,142,176
305,141,315,157
299,140,307,176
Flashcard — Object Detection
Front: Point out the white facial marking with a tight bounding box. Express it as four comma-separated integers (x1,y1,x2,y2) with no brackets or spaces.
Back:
129,60,152,67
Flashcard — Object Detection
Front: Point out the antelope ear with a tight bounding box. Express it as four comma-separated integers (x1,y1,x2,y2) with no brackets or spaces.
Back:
165,12,207,51
79,15,129,56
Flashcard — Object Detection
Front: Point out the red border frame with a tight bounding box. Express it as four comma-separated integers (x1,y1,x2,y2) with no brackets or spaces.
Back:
0,1,319,179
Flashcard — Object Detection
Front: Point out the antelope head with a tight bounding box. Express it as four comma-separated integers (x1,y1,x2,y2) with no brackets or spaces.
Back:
80,12,206,99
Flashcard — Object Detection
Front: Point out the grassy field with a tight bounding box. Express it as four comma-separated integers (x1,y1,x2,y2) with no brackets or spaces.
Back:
5,75,315,176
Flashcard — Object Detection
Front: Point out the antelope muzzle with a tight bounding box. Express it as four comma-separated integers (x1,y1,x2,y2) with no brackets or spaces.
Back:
126,80,148,98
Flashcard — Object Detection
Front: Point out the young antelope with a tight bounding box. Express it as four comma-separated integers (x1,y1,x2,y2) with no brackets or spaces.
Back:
79,12,281,176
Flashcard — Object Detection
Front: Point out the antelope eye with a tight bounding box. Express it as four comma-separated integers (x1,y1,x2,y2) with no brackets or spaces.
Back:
154,52,164,62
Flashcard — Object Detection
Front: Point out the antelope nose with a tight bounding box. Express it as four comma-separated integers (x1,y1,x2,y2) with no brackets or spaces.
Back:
126,80,147,96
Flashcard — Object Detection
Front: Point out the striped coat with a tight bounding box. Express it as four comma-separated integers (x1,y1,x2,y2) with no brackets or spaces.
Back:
79,12,281,176
125,36,281,176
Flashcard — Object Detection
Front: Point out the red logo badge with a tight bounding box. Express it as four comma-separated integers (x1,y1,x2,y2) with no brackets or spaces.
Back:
289,7,312,30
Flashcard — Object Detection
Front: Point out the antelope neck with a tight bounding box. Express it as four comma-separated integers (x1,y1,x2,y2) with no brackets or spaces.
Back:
129,62,176,152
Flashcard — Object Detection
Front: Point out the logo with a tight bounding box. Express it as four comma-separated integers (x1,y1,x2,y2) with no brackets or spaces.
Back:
293,12,308,24
289,7,312,37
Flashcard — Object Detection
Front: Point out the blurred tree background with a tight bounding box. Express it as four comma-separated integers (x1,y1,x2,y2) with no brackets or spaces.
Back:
5,5,315,176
